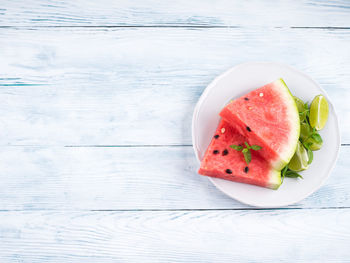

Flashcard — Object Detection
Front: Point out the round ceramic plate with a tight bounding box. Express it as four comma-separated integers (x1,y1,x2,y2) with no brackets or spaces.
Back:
192,62,340,207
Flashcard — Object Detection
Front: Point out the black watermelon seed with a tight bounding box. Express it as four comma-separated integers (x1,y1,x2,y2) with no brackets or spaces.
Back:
225,169,232,174
246,126,251,132
213,150,219,154
244,97,249,101
214,135,219,139
222,149,229,156
244,166,249,173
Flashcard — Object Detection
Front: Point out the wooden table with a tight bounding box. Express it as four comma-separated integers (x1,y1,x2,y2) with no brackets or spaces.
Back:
0,1,349,262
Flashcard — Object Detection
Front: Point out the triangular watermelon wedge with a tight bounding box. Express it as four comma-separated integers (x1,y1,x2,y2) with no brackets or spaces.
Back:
198,120,281,189
220,79,300,170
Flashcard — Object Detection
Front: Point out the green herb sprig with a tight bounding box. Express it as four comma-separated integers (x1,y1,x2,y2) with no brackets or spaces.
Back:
230,142,262,166
299,102,310,123
281,164,303,183
301,126,322,165
282,98,323,183
299,102,321,166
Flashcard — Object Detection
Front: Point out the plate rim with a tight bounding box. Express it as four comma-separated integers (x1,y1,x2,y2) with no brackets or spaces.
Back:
192,61,341,208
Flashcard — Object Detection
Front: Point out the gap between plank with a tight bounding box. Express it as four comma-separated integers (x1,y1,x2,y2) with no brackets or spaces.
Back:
89,207,350,211
0,26,349,29
0,207,349,212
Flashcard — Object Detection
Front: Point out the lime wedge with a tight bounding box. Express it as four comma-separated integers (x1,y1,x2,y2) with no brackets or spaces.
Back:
305,137,323,151
294,96,305,113
309,95,329,130
288,141,309,172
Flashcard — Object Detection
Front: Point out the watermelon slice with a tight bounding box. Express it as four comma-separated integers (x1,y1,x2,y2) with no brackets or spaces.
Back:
198,120,281,189
220,79,300,170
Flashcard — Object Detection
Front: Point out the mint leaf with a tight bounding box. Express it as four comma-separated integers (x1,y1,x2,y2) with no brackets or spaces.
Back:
301,112,309,123
285,170,303,179
303,102,309,110
302,142,311,150
243,150,251,165
251,145,262,151
311,133,323,143
230,142,261,166
299,103,309,123
281,165,288,183
230,145,243,151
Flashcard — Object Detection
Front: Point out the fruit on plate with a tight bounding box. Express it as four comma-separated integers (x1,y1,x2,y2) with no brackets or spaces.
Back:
219,78,300,170
299,121,322,151
309,94,329,131
288,141,309,172
198,120,281,189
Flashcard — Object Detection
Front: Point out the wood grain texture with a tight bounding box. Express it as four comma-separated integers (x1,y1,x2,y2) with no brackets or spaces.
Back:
0,28,349,146
0,145,348,210
1,0,350,27
0,1,349,261
0,209,349,262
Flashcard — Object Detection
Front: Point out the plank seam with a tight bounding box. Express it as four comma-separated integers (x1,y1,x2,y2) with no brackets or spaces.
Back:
0,26,349,29
89,207,350,211
0,207,349,212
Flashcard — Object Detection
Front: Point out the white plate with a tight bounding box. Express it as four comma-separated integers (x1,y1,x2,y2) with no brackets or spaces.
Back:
192,62,340,208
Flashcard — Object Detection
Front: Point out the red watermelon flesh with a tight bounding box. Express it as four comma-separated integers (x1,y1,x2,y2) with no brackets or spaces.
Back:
220,79,300,170
198,120,281,189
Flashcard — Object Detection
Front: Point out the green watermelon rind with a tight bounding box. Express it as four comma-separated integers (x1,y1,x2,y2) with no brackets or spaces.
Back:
270,78,300,171
267,169,282,190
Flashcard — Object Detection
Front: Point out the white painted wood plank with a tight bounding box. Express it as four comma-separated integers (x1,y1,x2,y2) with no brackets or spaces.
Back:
0,209,349,262
0,145,348,210
0,28,349,145
1,0,350,27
